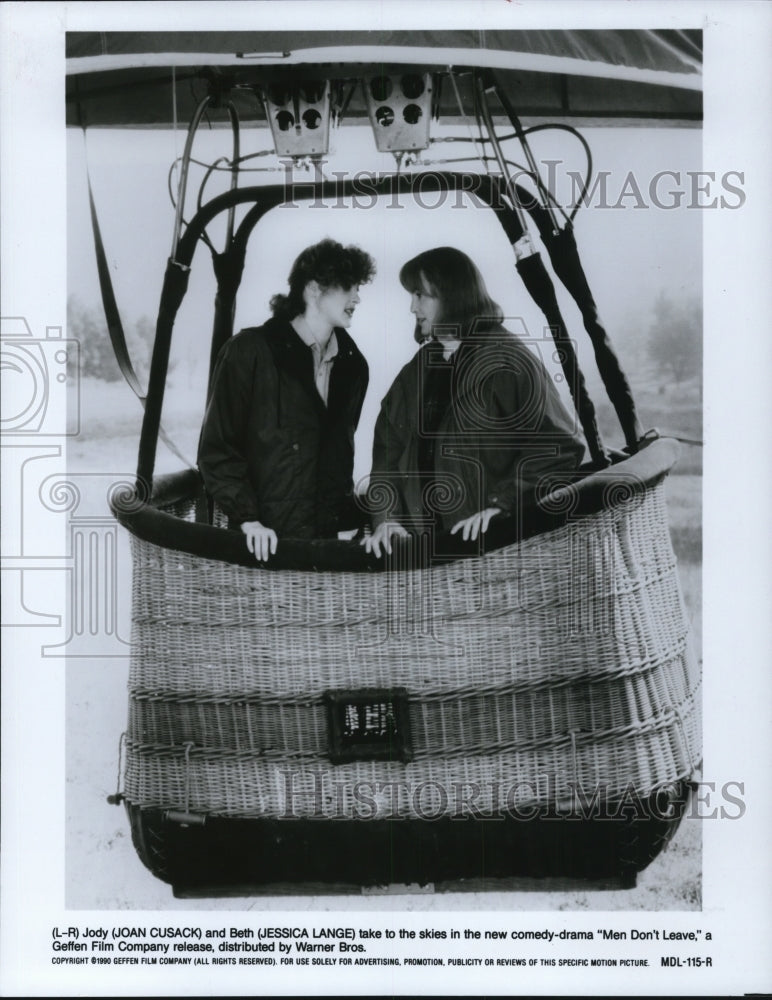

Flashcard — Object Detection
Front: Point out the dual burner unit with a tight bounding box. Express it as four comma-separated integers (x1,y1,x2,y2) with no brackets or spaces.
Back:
262,73,433,157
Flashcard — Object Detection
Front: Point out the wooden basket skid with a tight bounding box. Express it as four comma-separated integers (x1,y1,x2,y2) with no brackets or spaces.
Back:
124,480,701,822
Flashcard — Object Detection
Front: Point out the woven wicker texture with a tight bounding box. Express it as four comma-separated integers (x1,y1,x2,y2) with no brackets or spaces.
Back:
123,482,701,819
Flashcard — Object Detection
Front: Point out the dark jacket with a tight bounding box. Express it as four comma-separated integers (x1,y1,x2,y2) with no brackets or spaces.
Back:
198,317,369,539
370,333,585,532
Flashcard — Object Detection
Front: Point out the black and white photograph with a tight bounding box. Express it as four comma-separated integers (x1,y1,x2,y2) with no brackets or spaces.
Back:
1,2,770,996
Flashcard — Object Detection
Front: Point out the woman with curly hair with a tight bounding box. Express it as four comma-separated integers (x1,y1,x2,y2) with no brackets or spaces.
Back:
199,238,376,560
364,246,585,557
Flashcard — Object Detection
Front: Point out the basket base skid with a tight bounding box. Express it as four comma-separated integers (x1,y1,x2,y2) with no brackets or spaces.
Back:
172,874,633,900
127,784,690,897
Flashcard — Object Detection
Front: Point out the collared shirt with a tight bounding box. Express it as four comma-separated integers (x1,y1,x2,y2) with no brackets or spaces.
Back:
294,326,339,404
439,338,461,361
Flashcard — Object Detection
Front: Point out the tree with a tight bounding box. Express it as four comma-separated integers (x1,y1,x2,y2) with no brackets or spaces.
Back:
67,294,122,381
67,296,166,385
647,291,702,385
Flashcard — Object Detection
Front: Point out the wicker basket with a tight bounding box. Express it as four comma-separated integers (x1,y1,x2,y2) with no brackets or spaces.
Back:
123,475,700,829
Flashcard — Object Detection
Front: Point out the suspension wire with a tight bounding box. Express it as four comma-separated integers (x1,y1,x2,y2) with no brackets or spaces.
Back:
472,86,493,176
474,74,530,238
172,65,178,161
196,157,231,211
521,123,593,221
169,95,213,262
170,149,276,179
420,150,572,224
487,74,561,234
430,124,592,222
448,67,489,171
166,161,216,254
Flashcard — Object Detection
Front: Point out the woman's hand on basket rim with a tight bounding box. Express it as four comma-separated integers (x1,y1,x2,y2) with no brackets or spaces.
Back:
361,521,408,558
241,520,278,562
450,507,502,543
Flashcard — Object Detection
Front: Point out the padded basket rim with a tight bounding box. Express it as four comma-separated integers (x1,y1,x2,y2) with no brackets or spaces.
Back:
111,436,681,573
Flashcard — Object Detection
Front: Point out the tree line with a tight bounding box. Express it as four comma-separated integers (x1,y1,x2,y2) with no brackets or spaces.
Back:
66,295,173,384
67,290,701,387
